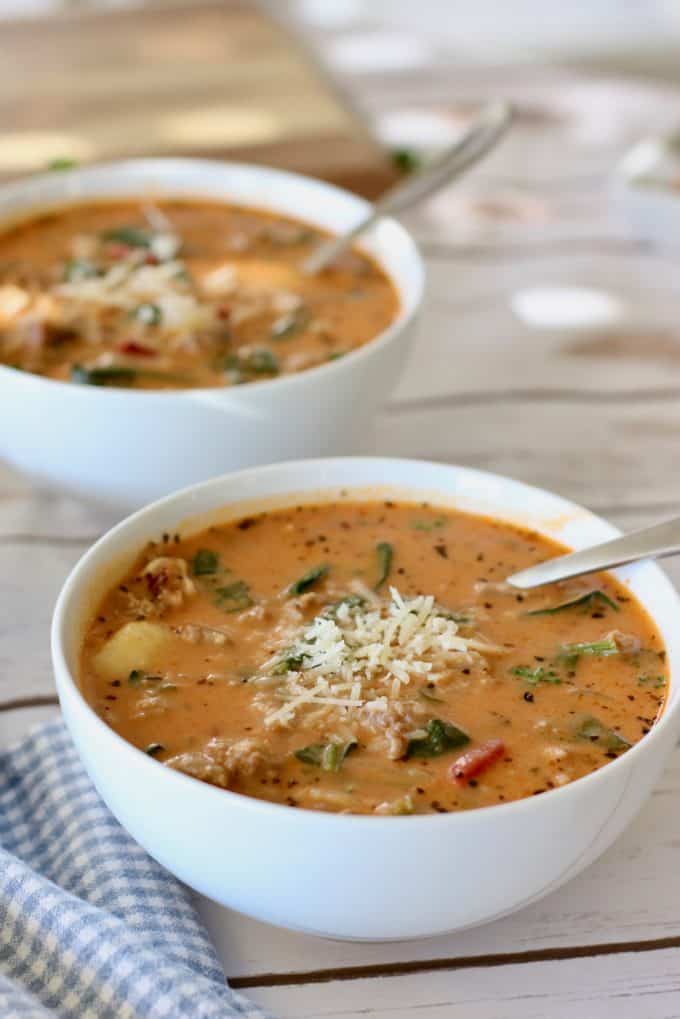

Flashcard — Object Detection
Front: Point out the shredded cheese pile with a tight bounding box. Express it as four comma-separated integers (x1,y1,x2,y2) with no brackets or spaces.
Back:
255,588,497,728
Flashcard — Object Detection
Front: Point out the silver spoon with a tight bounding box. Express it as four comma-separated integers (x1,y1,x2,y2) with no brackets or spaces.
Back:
507,516,680,589
303,100,512,275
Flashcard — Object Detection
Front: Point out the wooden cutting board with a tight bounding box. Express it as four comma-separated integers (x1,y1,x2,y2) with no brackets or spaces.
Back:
0,1,397,198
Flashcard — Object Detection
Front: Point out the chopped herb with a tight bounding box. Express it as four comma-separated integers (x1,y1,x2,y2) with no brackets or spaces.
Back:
406,718,469,759
558,638,618,668
222,353,244,383
71,364,136,386
386,794,415,815
575,716,631,754
527,590,619,617
638,674,667,689
63,258,98,282
411,517,446,532
511,666,561,686
419,688,445,704
272,652,308,675
47,157,79,171
324,594,366,616
144,743,165,757
70,364,190,387
289,563,329,596
374,542,393,590
128,669,144,686
245,349,279,375
214,580,253,612
438,609,472,625
270,308,308,340
327,351,345,361
192,549,219,576
295,739,357,772
101,225,151,248
392,148,421,173
133,302,162,326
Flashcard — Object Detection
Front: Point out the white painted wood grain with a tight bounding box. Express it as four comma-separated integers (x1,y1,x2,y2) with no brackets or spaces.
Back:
0,704,59,746
243,946,680,1018
0,542,83,701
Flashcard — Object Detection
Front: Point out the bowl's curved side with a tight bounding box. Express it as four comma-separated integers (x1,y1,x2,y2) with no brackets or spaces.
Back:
0,159,424,508
51,458,680,939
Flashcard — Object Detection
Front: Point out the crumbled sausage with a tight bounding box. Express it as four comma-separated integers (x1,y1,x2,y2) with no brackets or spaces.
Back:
166,737,268,789
142,557,195,610
360,701,425,760
607,630,641,655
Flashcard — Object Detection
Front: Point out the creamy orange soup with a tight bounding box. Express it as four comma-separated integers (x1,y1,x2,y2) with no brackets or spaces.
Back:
0,200,398,388
81,502,668,815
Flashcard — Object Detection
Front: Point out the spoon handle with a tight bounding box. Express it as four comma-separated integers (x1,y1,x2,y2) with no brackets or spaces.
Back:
507,515,680,589
303,101,512,275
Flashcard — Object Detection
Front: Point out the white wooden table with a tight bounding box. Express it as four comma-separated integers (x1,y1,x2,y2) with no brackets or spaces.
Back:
5,11,680,1017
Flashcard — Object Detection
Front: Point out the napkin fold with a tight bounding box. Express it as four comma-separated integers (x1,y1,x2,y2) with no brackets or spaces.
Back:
0,719,272,1019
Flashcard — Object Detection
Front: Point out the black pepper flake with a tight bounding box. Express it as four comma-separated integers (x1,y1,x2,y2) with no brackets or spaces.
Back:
430,800,448,812
523,691,534,703
286,797,298,807
467,779,478,788
104,695,117,701
237,517,256,530
110,680,121,687
434,543,448,559
484,601,493,609
462,668,471,675
416,787,425,794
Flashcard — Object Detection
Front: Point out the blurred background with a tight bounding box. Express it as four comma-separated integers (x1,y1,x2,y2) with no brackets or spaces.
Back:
3,1,680,81
2,0,680,191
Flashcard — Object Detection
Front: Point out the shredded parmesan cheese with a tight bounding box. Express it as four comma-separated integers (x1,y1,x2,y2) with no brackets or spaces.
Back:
254,588,500,728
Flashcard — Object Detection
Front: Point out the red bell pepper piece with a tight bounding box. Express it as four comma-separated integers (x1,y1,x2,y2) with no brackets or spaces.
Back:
449,739,505,784
117,340,156,357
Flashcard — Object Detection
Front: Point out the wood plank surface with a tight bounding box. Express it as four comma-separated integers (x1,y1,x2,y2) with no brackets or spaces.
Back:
244,947,680,1018
0,2,396,195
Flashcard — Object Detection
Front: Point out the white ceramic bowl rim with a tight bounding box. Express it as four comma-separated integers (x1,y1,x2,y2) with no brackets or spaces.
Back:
0,158,424,398
51,457,680,828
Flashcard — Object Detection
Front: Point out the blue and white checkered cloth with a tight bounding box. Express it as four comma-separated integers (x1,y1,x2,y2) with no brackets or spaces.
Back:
0,718,273,1019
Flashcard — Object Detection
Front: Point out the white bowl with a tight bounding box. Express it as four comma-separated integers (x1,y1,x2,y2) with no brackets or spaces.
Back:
51,457,680,941
0,160,423,509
